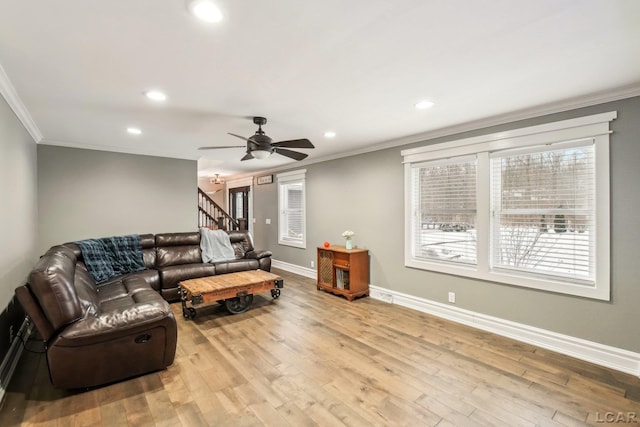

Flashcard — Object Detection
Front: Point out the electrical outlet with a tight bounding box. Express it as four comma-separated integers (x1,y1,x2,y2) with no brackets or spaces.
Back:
310,260,315,268
265,218,271,225
448,292,456,303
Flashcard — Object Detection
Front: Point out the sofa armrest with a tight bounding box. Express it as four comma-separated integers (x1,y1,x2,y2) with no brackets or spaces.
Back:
57,294,174,345
15,285,56,342
246,249,272,260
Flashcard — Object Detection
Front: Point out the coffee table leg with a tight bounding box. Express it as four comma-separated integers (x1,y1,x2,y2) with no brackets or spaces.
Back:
225,294,254,314
181,287,197,319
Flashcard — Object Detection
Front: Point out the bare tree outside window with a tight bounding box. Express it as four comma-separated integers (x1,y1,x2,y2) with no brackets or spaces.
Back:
491,146,594,280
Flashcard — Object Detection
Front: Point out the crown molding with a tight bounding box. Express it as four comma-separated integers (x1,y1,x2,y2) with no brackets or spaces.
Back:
229,83,640,181
39,138,197,161
0,64,43,143
385,83,640,151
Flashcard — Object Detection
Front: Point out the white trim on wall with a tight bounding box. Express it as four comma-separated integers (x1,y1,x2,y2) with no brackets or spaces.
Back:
272,259,316,279
369,285,640,378
0,64,42,143
225,176,254,236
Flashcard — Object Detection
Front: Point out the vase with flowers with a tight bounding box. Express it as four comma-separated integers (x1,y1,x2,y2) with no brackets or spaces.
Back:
342,230,355,250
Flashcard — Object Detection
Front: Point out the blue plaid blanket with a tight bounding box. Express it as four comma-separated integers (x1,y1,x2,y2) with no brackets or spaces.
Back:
75,235,145,284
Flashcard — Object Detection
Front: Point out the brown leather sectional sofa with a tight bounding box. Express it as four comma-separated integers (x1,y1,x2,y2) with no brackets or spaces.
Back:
15,230,272,389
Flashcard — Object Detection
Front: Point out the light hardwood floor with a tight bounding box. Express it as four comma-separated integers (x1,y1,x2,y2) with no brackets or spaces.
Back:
2,268,639,426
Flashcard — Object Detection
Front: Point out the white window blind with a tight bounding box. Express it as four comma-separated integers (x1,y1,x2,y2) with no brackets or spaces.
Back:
411,156,477,265
283,183,303,237
490,141,595,283
278,170,306,248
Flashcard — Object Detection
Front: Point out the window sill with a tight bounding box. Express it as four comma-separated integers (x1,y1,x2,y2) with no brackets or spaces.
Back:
405,257,609,301
279,238,306,249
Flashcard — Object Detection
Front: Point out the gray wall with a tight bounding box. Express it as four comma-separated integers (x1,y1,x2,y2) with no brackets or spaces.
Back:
37,145,197,253
0,95,38,312
252,96,640,353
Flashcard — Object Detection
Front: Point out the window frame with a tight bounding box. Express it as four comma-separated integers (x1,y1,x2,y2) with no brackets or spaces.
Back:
409,155,479,267
403,112,615,300
277,169,307,249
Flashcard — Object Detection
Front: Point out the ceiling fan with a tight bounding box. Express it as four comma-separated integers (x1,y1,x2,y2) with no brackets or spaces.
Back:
198,116,315,161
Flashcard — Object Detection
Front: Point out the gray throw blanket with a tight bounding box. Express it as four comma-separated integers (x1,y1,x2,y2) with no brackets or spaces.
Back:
200,228,235,263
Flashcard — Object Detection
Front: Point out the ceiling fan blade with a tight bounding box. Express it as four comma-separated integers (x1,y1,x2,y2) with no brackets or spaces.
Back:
272,138,315,149
198,145,244,150
228,132,251,142
241,152,254,161
274,148,308,161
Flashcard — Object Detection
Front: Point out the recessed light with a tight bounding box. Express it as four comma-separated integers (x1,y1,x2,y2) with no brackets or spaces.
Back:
324,131,336,138
187,0,223,23
127,127,142,135
415,100,435,110
144,90,167,102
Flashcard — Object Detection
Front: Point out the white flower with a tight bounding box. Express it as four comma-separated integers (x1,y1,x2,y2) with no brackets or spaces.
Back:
342,230,355,238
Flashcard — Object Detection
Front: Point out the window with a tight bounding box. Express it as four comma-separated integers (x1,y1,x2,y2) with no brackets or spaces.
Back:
278,169,306,248
490,141,595,283
403,112,614,300
410,156,477,266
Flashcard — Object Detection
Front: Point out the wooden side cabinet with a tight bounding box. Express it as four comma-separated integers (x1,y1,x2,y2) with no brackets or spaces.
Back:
317,246,369,301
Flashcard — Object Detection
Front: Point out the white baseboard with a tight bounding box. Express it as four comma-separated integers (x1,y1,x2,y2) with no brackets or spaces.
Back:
272,259,316,279
370,285,640,377
0,318,31,404
271,260,640,377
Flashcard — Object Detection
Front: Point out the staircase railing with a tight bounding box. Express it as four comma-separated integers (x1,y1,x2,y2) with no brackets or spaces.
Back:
198,187,244,231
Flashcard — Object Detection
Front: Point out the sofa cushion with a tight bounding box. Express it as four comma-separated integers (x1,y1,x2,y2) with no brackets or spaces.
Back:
100,269,161,292
213,259,260,275
139,233,155,248
155,232,200,247
73,266,99,318
156,245,202,268
228,231,254,259
158,263,216,290
97,277,154,305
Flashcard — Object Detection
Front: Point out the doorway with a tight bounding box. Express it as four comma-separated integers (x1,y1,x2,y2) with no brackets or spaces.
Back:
229,186,250,230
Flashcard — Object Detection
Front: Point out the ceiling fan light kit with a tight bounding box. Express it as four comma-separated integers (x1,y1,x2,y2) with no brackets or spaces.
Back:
251,150,272,160
198,116,315,162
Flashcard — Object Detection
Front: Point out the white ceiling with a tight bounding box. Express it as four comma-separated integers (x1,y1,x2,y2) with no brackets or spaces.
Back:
1,1,639,177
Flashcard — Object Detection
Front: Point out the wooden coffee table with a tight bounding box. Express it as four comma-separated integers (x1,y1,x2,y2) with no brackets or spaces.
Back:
179,270,283,319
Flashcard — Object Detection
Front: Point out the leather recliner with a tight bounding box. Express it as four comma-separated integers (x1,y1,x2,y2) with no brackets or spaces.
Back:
15,245,177,389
